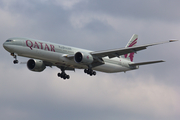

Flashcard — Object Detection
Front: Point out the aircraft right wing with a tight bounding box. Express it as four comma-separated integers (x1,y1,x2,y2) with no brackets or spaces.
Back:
91,40,178,58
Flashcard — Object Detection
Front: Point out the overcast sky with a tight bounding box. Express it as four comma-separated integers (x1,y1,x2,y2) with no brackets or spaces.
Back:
0,0,180,120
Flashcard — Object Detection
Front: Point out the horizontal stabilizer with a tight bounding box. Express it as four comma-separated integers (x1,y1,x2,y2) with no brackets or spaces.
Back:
169,39,178,42
129,60,165,66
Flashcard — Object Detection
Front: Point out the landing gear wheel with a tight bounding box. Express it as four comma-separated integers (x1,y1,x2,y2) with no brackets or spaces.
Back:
57,71,70,80
84,69,87,73
66,75,70,79
63,76,66,80
57,73,61,77
84,69,96,76
92,71,96,75
13,60,18,64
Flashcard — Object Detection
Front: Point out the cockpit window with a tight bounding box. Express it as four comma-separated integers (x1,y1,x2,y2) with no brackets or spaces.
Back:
6,40,13,42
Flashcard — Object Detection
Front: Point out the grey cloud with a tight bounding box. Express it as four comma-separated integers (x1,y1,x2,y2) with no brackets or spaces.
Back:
83,0,180,22
0,65,179,120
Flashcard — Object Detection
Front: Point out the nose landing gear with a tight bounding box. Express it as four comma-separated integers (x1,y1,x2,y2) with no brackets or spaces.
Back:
11,53,19,64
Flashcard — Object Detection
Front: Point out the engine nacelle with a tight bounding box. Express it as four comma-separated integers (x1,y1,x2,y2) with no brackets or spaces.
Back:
74,52,94,64
27,59,46,72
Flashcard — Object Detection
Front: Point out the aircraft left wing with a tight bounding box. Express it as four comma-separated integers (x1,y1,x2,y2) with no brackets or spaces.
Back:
91,40,178,58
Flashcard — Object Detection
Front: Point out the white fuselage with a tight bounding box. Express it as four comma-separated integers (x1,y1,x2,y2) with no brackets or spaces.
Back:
3,37,137,73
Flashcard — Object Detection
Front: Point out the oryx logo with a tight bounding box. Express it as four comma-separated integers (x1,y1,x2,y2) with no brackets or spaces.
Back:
124,38,137,62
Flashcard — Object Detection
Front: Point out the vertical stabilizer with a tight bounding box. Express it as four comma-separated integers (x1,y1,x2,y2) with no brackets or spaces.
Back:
121,34,138,62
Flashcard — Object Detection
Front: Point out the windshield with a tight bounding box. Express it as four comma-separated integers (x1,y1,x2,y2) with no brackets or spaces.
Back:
6,40,14,42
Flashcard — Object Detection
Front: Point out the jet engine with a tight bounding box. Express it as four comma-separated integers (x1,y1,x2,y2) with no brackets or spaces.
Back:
27,59,46,72
74,52,94,64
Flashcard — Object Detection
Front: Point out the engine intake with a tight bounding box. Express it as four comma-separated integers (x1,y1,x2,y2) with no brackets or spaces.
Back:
74,52,94,64
27,59,46,72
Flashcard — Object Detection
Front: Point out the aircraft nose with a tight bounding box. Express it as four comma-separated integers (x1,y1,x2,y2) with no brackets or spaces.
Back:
3,42,11,51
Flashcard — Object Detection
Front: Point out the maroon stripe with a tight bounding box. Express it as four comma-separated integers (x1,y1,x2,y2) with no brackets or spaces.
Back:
129,41,137,47
128,38,137,47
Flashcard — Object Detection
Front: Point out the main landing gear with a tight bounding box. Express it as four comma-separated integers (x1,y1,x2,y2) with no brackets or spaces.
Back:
84,68,96,76
11,53,19,64
57,69,70,80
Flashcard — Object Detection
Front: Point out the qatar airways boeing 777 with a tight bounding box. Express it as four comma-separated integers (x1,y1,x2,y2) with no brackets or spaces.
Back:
3,34,177,79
